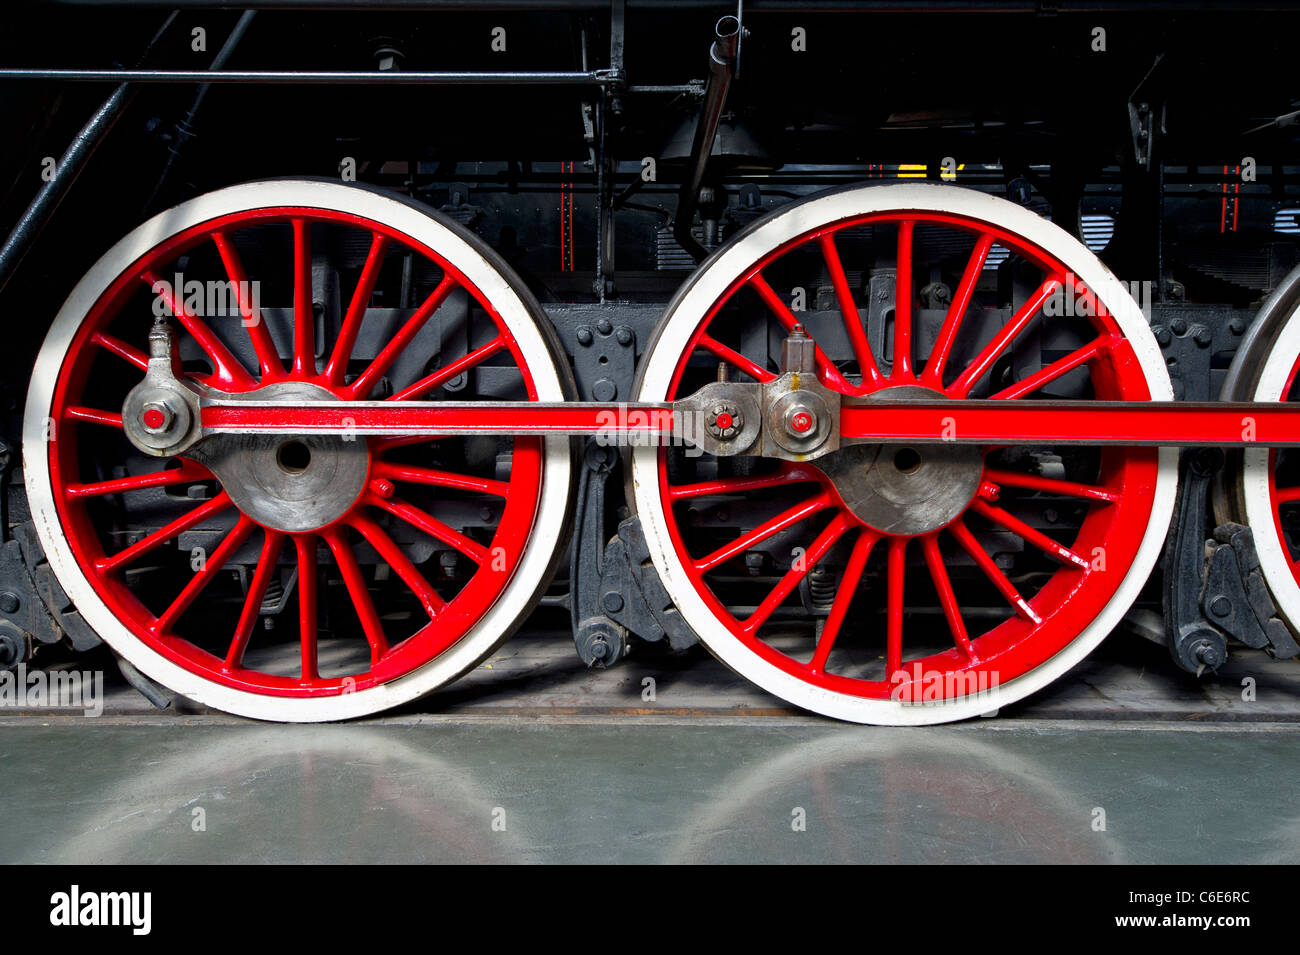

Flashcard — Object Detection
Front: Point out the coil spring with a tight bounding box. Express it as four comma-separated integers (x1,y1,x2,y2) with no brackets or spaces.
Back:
807,564,836,612
259,578,285,614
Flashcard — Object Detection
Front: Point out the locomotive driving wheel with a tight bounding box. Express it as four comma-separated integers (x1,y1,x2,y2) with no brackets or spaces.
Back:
631,182,1177,724
23,180,574,721
1220,265,1300,637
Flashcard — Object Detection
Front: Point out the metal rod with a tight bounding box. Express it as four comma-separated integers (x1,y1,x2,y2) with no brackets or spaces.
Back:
0,13,180,294
196,398,1300,447
144,10,258,213
0,68,614,85
673,16,740,264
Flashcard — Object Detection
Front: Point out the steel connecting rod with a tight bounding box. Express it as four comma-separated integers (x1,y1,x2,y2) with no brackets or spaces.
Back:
121,318,1300,462
195,396,1300,447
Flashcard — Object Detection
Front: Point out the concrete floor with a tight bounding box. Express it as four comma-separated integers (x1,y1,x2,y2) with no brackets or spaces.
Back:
3,627,1299,863
3,721,1298,864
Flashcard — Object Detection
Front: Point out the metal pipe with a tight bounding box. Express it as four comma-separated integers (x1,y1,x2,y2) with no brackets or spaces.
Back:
673,16,740,264
0,87,136,293
0,68,614,85
144,10,257,213
0,13,181,293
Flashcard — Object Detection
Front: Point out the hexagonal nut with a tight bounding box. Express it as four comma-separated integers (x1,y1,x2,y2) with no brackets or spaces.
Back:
784,403,818,437
707,402,743,440
140,401,175,434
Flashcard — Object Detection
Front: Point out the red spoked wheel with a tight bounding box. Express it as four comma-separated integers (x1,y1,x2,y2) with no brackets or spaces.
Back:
24,181,574,721
1231,266,1300,636
632,183,1176,723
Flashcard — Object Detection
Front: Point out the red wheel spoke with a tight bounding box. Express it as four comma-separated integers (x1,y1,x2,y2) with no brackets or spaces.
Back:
749,273,855,392
983,468,1119,504
808,527,879,673
969,498,1090,570
212,230,285,381
947,275,1063,397
95,492,232,574
1069,275,1111,318
669,463,824,501
390,336,505,402
920,232,994,388
291,218,316,378
155,515,256,633
989,334,1113,400
695,491,832,573
67,460,212,499
227,530,286,670
322,528,390,665
698,334,777,384
920,532,975,659
91,331,148,371
819,233,883,388
63,406,124,429
742,513,854,635
324,232,389,386
1276,486,1300,505
370,434,449,452
295,534,319,681
347,274,458,399
347,513,446,618
41,196,559,713
885,536,908,676
892,219,916,382
142,271,257,391
373,461,510,497
369,494,489,565
947,518,1042,623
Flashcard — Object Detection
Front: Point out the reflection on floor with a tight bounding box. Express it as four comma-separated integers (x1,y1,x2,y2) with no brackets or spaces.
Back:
2,721,1298,863
2,625,1298,863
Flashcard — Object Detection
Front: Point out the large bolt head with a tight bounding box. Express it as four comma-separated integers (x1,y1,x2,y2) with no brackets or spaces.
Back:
141,401,175,433
784,403,817,437
707,402,743,440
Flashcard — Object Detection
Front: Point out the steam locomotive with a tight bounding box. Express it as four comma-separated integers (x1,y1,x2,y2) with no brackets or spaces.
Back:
3,1,1300,723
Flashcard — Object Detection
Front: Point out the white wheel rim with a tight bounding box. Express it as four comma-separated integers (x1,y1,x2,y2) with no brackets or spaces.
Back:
1243,311,1300,633
632,182,1178,724
23,180,572,721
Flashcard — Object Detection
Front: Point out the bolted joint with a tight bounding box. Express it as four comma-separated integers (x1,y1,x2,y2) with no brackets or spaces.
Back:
574,619,627,669
140,401,175,434
784,404,817,437
122,314,201,457
707,401,743,440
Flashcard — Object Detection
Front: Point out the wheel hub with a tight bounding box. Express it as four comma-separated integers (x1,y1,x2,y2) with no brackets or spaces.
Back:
191,382,371,533
815,385,984,535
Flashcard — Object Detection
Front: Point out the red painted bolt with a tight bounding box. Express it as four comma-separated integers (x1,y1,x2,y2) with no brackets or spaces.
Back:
790,411,814,434
141,408,166,430
369,478,395,499
715,411,733,431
